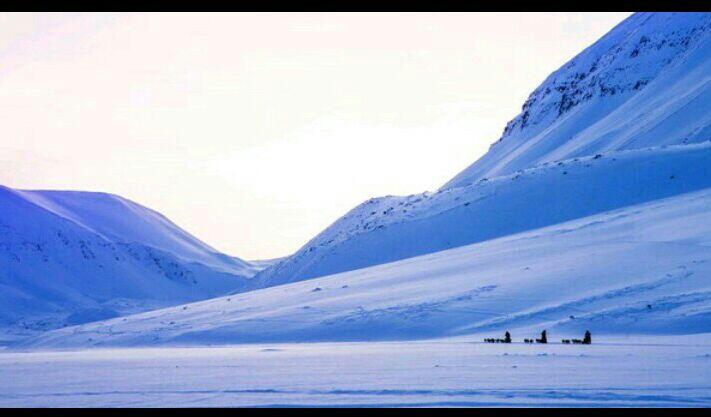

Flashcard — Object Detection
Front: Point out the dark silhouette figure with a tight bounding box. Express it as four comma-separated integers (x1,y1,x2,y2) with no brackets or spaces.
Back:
485,332,513,343
536,330,547,344
572,331,592,344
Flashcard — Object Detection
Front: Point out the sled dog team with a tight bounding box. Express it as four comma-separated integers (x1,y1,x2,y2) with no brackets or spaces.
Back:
485,330,591,345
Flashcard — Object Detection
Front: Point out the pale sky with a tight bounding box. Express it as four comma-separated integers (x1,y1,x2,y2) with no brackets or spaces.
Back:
1,12,632,260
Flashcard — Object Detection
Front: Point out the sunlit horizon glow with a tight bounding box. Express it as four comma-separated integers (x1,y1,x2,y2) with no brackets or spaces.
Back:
1,12,631,260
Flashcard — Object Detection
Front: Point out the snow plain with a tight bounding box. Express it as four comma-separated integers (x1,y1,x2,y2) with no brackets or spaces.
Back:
2,335,710,407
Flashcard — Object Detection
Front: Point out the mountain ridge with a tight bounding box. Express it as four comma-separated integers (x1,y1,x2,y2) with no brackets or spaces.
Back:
0,185,263,342
443,12,711,189
12,187,253,274
251,12,711,288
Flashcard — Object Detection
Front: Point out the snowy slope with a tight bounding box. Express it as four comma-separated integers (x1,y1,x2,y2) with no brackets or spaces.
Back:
0,186,261,341
253,142,711,287
252,12,711,287
444,12,711,189
14,189,253,275
23,187,711,348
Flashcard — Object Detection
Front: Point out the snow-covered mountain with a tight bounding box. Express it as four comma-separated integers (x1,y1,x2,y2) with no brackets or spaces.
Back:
253,143,711,289
23,187,711,348
4,13,711,408
253,12,711,288
0,185,263,342
13,188,255,274
8,12,711,350
444,12,711,189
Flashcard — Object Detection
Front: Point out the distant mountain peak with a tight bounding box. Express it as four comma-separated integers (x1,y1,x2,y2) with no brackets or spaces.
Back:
502,13,709,137
443,12,711,190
